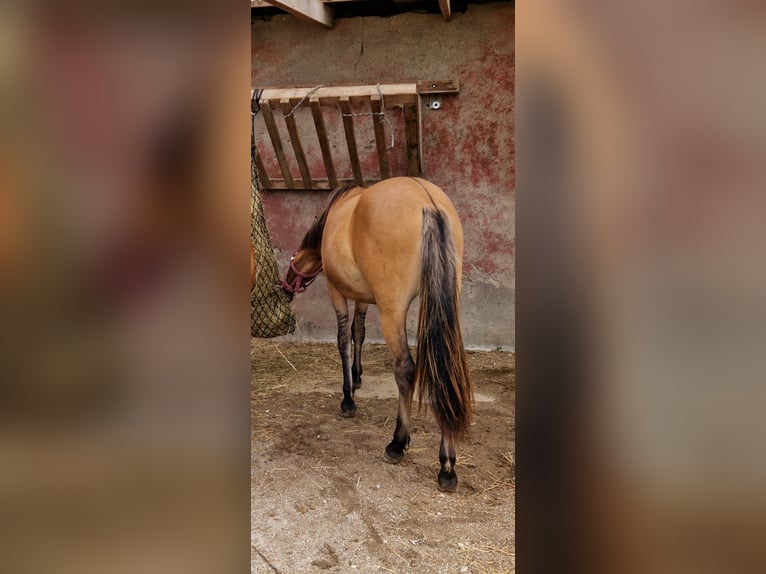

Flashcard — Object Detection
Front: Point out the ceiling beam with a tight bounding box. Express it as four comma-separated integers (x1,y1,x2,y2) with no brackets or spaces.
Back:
252,0,335,28
438,0,452,22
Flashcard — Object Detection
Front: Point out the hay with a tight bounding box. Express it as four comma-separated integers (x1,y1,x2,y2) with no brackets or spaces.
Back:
251,159,296,338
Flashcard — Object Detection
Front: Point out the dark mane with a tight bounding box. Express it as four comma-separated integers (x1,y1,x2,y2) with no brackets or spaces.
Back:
298,184,356,252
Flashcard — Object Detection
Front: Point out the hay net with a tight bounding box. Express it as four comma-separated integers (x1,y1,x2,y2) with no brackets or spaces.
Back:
251,158,296,338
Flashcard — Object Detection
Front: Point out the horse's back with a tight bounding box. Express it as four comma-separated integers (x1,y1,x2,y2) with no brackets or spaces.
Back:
322,177,463,306
352,177,463,310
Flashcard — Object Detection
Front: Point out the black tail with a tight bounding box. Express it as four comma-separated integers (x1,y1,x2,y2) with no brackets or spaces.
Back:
415,208,473,439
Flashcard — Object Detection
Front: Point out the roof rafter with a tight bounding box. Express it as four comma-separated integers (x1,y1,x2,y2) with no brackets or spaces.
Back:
252,0,334,28
438,0,452,21
253,1,455,26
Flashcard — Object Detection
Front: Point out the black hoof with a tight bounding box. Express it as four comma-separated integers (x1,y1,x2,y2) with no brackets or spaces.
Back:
383,443,406,464
340,400,356,418
353,380,362,390
437,470,458,493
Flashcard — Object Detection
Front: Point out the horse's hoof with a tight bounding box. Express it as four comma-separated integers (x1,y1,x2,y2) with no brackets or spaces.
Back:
340,401,356,418
437,470,458,493
383,445,406,464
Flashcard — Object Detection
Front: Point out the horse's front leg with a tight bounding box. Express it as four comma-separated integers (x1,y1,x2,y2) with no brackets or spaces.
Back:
329,286,356,417
351,302,368,390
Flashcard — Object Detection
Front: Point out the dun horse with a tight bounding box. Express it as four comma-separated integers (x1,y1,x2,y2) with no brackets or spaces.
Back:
282,176,473,491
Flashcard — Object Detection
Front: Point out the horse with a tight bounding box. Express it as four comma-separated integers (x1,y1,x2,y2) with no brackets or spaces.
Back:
281,176,473,492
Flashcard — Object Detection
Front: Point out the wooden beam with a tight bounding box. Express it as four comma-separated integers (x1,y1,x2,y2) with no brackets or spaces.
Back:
255,84,420,108
253,148,272,189
404,103,421,177
310,97,339,188
260,101,295,189
438,0,452,22
253,82,458,106
369,95,390,180
416,79,460,94
260,0,334,28
339,97,363,186
261,178,380,191
253,0,352,5
279,98,312,189
417,93,424,171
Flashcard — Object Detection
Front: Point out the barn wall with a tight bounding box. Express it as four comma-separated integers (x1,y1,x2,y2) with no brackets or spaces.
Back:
253,2,514,350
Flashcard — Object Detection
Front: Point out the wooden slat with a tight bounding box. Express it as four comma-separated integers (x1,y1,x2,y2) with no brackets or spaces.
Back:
254,148,272,189
279,98,312,189
254,84,419,107
260,101,294,188
417,94,424,170
262,178,379,191
310,97,338,188
339,97,363,185
254,0,364,4
252,82,456,102
404,103,421,177
438,0,452,21
262,0,334,28
369,95,390,180
416,79,460,94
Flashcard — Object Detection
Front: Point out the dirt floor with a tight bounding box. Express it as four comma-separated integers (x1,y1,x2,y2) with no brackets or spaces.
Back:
251,340,515,573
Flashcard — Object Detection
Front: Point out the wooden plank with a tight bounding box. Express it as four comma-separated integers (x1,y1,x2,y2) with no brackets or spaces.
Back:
260,101,295,189
404,103,421,177
262,178,380,191
416,79,460,94
279,98,312,189
310,97,338,188
253,0,351,5
339,97,363,186
438,0,452,21
417,94,424,171
369,95,390,180
255,84,420,107
254,148,272,189
253,82,458,104
262,0,334,28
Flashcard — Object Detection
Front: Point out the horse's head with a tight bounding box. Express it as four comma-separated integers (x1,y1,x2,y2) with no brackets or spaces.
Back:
281,189,350,297
281,248,322,296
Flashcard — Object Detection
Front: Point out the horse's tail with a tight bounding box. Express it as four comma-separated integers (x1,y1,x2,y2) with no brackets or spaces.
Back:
415,208,473,440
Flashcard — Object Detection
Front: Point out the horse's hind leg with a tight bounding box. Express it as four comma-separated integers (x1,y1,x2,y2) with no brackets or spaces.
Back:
328,286,356,417
380,310,415,464
351,302,368,390
437,431,458,492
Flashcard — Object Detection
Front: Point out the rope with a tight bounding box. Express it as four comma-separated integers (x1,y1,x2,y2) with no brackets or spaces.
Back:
280,84,324,118
251,89,262,155
273,83,395,150
252,88,263,116
338,83,395,149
